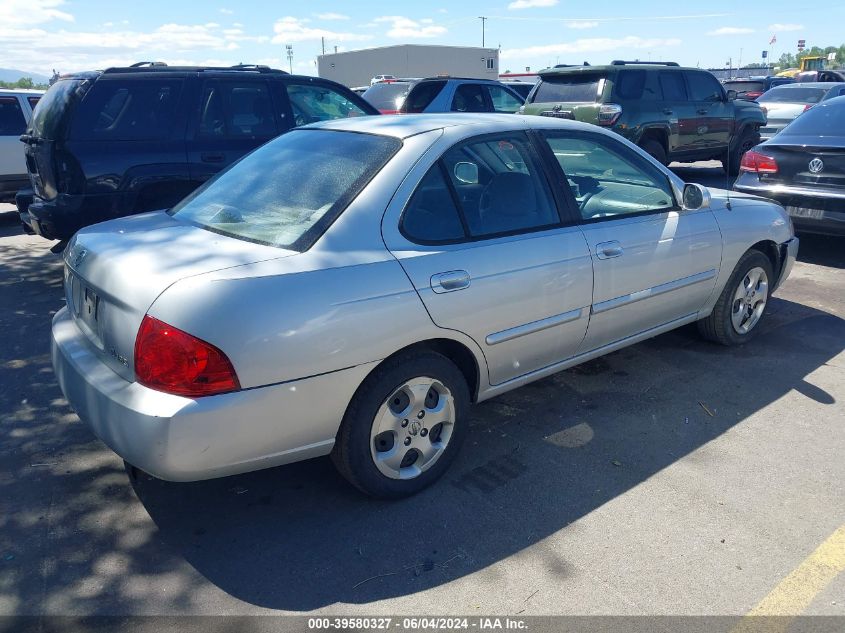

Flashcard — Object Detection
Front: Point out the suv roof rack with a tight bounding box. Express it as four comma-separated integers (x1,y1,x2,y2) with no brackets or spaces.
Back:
102,63,288,75
228,64,287,74
610,60,680,66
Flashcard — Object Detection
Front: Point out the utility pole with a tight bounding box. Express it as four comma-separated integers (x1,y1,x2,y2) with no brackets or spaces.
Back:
321,37,325,56
285,44,293,74
478,16,487,47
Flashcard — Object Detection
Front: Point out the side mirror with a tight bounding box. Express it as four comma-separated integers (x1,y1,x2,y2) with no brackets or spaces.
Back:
454,161,479,185
682,183,711,211
726,89,738,101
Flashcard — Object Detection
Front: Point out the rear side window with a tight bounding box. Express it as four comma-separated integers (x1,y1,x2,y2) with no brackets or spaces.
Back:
401,81,446,113
451,84,488,113
285,83,369,126
199,80,276,139
72,79,183,141
532,74,602,103
686,72,723,102
170,130,400,251
614,70,646,100
401,166,466,243
27,96,41,109
0,97,26,136
659,72,687,100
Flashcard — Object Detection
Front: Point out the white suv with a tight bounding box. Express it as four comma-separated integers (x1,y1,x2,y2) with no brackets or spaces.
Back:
370,74,397,86
0,88,43,203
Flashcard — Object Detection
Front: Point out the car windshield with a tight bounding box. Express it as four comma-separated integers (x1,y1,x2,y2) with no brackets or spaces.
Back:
779,100,845,137
362,82,412,111
758,87,827,104
170,130,401,251
532,74,602,103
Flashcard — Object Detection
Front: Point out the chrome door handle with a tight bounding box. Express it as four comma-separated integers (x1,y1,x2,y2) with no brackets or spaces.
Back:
431,270,471,293
596,241,623,259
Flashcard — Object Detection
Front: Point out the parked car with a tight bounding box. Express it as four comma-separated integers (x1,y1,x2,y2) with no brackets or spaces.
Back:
361,80,416,113
371,74,397,86
757,82,845,139
722,76,793,101
520,60,766,175
19,63,378,244
400,78,524,114
0,88,43,203
52,113,797,498
735,95,845,235
350,86,369,95
794,70,845,83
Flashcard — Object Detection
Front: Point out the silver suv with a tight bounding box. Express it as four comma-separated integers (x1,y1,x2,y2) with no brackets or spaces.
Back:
0,88,43,203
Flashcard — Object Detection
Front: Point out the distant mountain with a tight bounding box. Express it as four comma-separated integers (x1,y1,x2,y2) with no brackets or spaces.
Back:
0,68,51,84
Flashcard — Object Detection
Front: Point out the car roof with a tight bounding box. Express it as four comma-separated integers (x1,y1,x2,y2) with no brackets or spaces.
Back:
305,112,606,139
769,82,845,89
539,63,691,76
0,88,45,95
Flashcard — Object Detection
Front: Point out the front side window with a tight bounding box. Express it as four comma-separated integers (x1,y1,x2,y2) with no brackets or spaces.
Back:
686,72,723,102
0,97,26,136
170,130,400,251
285,83,369,126
199,80,275,139
72,79,183,141
405,133,560,240
543,133,676,221
486,85,523,113
451,84,488,113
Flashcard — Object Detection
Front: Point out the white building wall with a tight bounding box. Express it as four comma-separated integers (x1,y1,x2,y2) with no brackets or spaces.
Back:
317,45,499,87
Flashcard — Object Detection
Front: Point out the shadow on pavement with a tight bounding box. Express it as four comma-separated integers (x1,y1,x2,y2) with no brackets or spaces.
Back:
1,225,842,614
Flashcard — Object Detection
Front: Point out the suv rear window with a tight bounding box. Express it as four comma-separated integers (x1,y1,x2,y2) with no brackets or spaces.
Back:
71,79,183,141
723,81,767,94
169,130,400,251
27,79,85,140
532,74,602,103
362,82,413,111
401,81,447,113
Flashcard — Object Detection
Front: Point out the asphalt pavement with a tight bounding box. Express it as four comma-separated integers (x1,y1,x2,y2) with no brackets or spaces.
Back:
1,167,843,621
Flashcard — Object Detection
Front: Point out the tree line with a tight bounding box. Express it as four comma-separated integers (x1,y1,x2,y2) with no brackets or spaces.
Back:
0,77,50,90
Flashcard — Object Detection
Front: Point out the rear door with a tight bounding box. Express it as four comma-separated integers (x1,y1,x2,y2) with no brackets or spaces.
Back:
382,131,593,386
188,76,278,184
539,129,722,351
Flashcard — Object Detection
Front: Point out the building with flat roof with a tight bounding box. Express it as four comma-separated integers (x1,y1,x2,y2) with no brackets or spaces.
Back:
317,44,499,88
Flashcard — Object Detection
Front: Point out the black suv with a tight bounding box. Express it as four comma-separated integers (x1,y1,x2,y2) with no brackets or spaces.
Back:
521,61,766,175
19,63,378,242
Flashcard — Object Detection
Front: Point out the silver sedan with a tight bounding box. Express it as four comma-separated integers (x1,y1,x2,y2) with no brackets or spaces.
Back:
52,114,798,498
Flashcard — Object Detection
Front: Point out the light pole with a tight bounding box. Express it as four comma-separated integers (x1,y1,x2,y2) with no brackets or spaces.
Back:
478,16,487,48
285,44,293,74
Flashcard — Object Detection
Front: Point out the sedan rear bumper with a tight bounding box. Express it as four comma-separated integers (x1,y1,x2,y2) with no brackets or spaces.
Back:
52,307,375,481
734,180,845,236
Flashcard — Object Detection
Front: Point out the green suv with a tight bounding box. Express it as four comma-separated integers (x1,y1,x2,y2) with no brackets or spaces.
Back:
520,61,766,175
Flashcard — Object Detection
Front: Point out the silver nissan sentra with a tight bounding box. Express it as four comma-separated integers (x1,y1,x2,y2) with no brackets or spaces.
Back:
52,113,798,498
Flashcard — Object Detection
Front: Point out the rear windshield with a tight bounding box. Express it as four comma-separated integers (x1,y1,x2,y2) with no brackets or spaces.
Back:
27,79,85,140
779,100,845,137
531,74,602,103
362,82,413,111
401,81,446,113
169,130,401,251
71,79,184,141
758,87,827,104
724,81,767,93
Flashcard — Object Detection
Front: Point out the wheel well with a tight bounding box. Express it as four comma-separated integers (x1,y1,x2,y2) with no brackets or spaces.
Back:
639,128,667,151
379,339,481,402
749,240,781,276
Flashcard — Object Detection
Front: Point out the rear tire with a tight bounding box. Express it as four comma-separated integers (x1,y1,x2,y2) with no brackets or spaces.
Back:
722,128,759,177
698,249,774,346
640,139,668,165
331,350,470,498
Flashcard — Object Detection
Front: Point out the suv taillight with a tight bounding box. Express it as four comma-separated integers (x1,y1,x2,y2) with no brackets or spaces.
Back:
739,150,779,174
54,149,85,194
597,103,622,126
134,315,240,397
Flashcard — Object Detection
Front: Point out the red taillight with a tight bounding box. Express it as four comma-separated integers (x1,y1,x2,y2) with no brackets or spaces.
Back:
739,150,779,174
747,92,763,100
134,315,239,397
597,103,622,126
802,104,814,112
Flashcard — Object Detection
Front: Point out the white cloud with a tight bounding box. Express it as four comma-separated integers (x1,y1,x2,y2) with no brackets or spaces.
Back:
219,8,233,15
567,21,599,30
501,36,682,60
374,16,447,39
768,23,803,32
707,27,754,35
508,0,558,9
271,16,372,43
315,12,350,21
0,0,73,26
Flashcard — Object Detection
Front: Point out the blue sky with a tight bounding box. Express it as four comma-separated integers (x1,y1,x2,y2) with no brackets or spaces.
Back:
2,0,843,77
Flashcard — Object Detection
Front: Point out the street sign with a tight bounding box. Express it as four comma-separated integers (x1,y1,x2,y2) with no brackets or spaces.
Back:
798,39,806,51
762,51,768,58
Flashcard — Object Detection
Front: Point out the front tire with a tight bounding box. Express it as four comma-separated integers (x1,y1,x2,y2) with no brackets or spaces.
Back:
331,350,470,498
698,249,774,346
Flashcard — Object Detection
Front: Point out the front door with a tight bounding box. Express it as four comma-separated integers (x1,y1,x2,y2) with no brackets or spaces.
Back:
382,131,593,386
685,70,734,155
539,130,723,352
